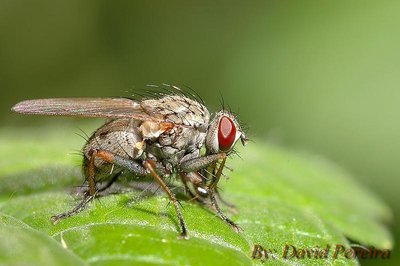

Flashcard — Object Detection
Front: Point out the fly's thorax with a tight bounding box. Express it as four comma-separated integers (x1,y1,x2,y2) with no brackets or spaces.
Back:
136,94,211,168
205,111,248,154
140,95,210,128
144,124,206,168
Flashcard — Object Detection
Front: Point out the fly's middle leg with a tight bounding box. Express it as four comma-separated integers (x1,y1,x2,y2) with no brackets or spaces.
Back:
144,159,189,239
51,149,148,224
179,172,207,205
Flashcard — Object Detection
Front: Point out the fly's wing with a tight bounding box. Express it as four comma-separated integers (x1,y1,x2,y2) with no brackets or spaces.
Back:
11,98,162,122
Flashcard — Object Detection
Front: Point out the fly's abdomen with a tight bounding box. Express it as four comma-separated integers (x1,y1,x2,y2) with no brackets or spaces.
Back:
82,119,144,178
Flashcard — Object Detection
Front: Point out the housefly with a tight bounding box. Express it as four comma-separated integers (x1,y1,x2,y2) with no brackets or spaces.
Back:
11,85,248,238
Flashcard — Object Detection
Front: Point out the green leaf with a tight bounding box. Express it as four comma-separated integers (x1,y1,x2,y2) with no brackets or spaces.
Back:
0,213,86,266
0,126,392,265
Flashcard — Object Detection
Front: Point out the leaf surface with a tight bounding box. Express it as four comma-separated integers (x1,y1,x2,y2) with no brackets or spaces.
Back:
0,126,392,265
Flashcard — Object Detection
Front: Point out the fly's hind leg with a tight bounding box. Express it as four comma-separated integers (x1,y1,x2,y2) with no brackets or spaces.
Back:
51,191,96,224
51,149,148,224
98,171,122,193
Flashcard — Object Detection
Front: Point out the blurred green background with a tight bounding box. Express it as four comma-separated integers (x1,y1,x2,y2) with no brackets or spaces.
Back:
0,1,399,265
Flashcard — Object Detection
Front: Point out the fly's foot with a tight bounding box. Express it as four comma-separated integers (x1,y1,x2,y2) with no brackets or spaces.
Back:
230,222,242,233
220,213,242,233
178,232,190,240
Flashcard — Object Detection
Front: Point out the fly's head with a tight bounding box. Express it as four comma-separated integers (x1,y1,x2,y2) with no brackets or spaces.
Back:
205,110,248,155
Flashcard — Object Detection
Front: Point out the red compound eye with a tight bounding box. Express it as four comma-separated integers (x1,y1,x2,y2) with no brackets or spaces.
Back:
218,116,237,151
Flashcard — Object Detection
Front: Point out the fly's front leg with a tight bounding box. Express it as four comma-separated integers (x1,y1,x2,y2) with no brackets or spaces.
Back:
51,149,148,224
178,153,226,205
205,159,237,212
144,160,188,239
98,171,122,193
214,188,238,214
209,161,240,231
209,189,241,233
209,156,226,190
180,153,239,232
180,153,226,173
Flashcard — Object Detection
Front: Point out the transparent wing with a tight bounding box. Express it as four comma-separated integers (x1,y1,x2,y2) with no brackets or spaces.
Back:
11,98,161,121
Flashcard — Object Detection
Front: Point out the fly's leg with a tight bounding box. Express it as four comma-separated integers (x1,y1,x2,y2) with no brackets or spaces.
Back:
215,188,238,214
51,149,148,224
208,156,226,190
179,174,197,198
51,172,122,224
98,171,122,193
180,153,226,173
209,189,241,233
207,160,238,212
52,149,101,224
203,156,240,230
51,192,96,224
144,160,188,239
178,152,226,209
179,172,207,205
180,154,239,232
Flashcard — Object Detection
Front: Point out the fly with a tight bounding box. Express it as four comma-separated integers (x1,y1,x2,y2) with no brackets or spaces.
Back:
11,85,248,238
